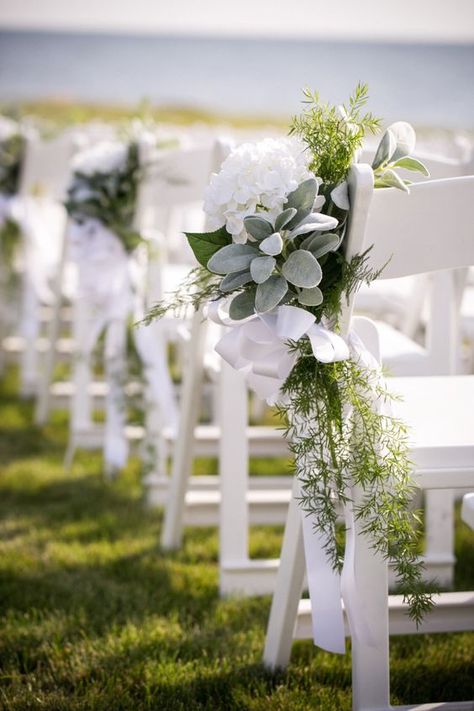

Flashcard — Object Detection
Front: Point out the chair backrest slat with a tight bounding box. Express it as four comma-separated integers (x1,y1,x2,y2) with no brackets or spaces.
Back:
19,134,75,202
346,166,474,281
363,175,474,279
136,144,216,219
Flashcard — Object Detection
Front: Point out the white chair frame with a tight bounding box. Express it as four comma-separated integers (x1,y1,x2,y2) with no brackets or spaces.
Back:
263,164,474,711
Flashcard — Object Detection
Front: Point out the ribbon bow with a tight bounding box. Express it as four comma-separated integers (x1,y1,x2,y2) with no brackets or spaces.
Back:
208,302,350,402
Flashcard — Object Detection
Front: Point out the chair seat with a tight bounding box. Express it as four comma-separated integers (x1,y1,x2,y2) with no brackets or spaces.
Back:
376,321,427,375
355,276,419,320
391,376,474,479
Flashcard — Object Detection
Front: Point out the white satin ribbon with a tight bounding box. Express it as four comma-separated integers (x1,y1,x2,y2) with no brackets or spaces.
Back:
208,298,389,655
208,301,349,403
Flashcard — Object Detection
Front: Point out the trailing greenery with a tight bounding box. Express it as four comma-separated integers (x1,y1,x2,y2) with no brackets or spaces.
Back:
280,350,434,624
143,267,222,323
65,142,143,253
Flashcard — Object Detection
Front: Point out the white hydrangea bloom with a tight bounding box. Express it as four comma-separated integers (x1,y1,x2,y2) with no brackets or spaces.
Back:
72,140,128,176
204,137,313,243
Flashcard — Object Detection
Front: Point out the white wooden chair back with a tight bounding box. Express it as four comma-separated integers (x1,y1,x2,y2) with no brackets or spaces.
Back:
356,174,474,279
348,167,474,378
19,133,75,201
356,149,473,352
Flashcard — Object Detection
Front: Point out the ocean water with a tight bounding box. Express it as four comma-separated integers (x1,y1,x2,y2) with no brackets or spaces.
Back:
0,30,473,128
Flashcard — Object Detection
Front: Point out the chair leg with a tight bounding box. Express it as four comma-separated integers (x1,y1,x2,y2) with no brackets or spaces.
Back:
103,317,128,476
161,309,208,550
19,275,39,398
347,487,390,711
219,363,249,596
66,298,94,472
263,477,306,670
35,228,67,425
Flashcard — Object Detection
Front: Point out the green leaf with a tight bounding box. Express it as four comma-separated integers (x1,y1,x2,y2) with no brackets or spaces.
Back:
285,178,318,212
392,156,430,176
284,178,318,230
185,226,231,268
301,232,341,258
288,214,338,238
207,243,258,275
374,169,409,193
259,232,283,256
297,286,324,306
220,270,253,292
228,288,257,320
275,207,297,231
243,216,274,240
250,256,276,284
330,181,350,210
282,250,323,288
387,121,416,162
372,129,396,170
255,275,288,313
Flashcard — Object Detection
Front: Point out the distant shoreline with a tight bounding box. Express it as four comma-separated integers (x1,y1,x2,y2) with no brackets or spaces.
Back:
2,26,474,46
1,30,473,129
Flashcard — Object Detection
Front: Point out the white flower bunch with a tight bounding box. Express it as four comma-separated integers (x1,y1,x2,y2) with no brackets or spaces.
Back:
204,137,313,243
72,140,128,177
0,116,18,143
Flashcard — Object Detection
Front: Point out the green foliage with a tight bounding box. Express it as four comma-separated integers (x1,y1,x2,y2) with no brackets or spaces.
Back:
0,133,24,195
142,267,222,323
65,142,143,252
290,83,381,186
185,226,231,268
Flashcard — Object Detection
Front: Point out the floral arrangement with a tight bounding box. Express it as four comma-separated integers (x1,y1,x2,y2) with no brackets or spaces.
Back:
65,139,143,252
0,116,24,197
145,84,433,621
0,116,25,265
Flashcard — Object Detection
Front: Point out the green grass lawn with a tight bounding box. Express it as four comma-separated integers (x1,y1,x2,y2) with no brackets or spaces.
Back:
0,368,473,710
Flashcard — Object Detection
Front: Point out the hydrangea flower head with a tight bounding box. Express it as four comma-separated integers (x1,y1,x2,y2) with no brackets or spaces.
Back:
204,137,312,243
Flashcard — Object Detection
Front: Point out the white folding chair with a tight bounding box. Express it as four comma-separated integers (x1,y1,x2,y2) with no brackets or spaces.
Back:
356,149,474,588
215,152,472,598
66,141,219,476
263,164,474,711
